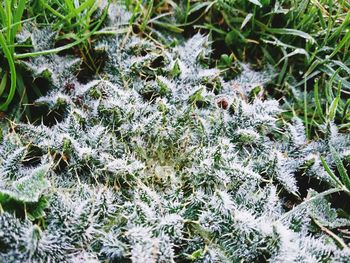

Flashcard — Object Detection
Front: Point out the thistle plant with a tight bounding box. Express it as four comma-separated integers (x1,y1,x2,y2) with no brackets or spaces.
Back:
0,2,350,263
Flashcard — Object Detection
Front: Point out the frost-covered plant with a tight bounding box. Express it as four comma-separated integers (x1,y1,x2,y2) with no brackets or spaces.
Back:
0,3,350,263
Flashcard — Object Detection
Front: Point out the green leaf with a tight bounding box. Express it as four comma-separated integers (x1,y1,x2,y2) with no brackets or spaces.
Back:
267,28,315,43
186,248,205,261
328,97,339,121
0,165,51,203
188,88,210,108
170,60,181,78
11,0,26,49
327,82,341,121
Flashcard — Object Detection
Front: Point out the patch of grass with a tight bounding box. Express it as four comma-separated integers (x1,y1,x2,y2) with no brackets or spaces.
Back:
0,0,108,117
37,0,105,71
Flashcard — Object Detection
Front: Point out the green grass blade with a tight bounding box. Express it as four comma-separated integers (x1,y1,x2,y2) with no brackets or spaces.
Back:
330,147,350,190
13,0,26,32
5,0,12,40
320,156,342,187
327,81,341,121
10,0,26,53
0,31,16,111
304,80,309,138
314,79,324,120
65,0,96,20
329,29,350,59
267,28,315,43
0,3,7,28
16,72,30,119
328,97,339,121
0,73,7,97
141,0,153,31
40,0,66,20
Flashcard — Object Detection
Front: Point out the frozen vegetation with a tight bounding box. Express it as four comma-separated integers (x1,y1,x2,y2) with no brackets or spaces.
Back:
0,2,350,263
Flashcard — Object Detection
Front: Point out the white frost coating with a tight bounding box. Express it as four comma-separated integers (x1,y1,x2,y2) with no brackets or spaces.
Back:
0,6,349,262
